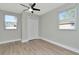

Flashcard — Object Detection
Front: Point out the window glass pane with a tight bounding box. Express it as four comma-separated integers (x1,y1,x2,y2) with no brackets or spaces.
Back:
5,15,17,29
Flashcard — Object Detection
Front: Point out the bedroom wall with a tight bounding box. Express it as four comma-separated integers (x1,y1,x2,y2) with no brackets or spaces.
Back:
0,10,21,43
39,4,79,50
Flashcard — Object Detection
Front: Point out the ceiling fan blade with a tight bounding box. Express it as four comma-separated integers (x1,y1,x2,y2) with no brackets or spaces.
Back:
31,3,36,8
33,8,40,11
20,4,29,9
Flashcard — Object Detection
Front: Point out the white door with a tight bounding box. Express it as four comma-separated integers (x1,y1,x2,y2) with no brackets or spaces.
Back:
27,16,39,40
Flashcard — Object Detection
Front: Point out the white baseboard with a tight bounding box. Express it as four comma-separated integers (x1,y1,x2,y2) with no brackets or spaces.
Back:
0,39,21,44
21,40,29,43
39,37,79,54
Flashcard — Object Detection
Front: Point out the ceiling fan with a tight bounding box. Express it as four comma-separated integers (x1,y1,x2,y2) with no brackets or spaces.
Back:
20,3,40,13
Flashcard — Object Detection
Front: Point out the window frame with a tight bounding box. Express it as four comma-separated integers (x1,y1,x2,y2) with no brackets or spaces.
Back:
3,14,18,30
58,6,78,30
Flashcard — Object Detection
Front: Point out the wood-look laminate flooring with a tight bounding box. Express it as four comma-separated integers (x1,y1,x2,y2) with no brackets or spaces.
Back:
0,39,78,55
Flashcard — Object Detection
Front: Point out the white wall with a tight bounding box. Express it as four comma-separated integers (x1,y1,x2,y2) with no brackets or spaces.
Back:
0,10,21,43
22,13,39,42
39,4,79,50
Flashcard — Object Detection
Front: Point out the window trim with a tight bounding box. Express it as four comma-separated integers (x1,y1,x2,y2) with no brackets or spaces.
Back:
58,6,77,30
3,14,18,30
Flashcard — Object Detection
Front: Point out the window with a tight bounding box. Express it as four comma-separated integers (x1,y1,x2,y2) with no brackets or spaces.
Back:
59,7,77,30
5,15,17,29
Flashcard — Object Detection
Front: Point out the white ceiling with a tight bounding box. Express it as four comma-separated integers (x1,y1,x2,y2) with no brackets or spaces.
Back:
0,3,65,15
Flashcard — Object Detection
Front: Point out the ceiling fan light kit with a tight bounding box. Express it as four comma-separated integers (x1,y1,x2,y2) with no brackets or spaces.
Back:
29,8,33,11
